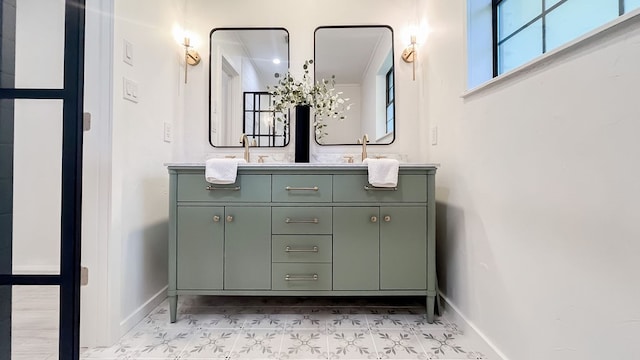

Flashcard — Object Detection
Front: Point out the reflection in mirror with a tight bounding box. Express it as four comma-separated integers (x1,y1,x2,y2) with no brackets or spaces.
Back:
314,25,395,145
209,28,290,147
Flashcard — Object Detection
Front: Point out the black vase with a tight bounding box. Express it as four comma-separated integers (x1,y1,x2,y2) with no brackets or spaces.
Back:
294,105,310,163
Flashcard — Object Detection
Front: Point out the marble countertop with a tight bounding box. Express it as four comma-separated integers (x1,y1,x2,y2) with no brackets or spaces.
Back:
165,162,440,170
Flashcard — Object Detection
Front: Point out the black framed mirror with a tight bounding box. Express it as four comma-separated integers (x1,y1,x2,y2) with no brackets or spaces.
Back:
314,25,395,146
209,27,290,147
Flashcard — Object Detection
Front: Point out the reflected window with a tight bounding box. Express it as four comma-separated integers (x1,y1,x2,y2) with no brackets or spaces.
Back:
385,68,394,135
243,92,287,147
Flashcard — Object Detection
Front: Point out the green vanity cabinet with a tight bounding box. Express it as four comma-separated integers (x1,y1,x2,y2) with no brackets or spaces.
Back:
333,207,380,290
379,206,427,289
224,206,271,290
176,206,224,290
168,164,437,324
333,206,427,291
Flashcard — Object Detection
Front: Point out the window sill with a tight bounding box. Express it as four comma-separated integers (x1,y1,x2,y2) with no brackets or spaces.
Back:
462,8,640,99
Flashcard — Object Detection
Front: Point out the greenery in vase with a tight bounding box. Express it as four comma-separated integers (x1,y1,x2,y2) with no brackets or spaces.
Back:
268,59,351,142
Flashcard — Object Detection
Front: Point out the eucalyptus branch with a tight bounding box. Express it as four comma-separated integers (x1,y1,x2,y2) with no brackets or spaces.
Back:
268,59,352,142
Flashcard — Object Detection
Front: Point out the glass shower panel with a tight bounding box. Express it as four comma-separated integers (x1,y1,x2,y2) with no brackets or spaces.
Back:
7,99,63,275
0,285,61,359
10,0,66,89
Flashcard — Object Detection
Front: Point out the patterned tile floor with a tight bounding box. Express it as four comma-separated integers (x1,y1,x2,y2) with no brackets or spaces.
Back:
82,296,496,360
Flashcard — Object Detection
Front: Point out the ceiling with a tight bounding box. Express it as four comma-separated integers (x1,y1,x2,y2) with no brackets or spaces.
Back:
314,27,391,84
223,26,392,87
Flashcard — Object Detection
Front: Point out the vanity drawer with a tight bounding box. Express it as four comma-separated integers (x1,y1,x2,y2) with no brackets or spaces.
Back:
333,174,427,203
272,263,332,290
177,173,271,202
272,175,332,202
272,207,332,234
272,235,332,263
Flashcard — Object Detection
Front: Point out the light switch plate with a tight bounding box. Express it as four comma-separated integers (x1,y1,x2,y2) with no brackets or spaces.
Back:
164,122,173,143
123,39,133,66
431,126,438,145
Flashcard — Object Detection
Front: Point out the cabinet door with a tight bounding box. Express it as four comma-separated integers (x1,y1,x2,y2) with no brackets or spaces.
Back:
380,206,427,289
177,206,224,290
333,207,379,290
224,206,272,289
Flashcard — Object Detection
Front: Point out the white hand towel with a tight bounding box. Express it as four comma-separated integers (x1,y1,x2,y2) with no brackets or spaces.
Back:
205,158,246,184
363,158,400,188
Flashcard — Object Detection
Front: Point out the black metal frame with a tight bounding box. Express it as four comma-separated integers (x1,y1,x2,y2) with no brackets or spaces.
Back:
492,0,630,76
385,68,394,135
242,91,288,147
312,25,396,146
208,27,290,148
0,0,85,359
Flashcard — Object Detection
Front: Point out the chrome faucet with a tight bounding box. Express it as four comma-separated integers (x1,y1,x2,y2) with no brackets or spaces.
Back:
357,134,369,161
239,134,250,162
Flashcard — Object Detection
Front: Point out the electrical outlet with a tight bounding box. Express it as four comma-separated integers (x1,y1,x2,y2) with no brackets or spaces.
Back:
123,77,139,103
164,122,173,143
431,126,438,145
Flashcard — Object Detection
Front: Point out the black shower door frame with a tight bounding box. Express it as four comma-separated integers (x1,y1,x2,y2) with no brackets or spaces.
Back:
0,0,86,359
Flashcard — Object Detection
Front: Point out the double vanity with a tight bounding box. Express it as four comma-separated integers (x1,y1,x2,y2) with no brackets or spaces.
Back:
167,163,438,323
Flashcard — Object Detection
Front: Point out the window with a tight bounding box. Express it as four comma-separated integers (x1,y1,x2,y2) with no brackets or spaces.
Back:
243,92,287,147
495,0,640,75
385,68,394,135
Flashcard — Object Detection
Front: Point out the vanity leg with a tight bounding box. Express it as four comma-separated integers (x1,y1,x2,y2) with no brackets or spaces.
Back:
426,295,435,324
169,295,177,323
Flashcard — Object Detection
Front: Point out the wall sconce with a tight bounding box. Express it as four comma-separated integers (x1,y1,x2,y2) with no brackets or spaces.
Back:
182,37,201,84
401,35,417,81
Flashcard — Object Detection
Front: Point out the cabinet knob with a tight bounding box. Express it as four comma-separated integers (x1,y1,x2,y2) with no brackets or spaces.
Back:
226,215,234,222
370,216,378,223
383,215,391,222
212,215,220,222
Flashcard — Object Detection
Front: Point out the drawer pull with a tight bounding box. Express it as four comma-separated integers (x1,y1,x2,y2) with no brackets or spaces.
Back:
383,215,391,222
285,274,318,281
212,215,221,222
285,186,319,191
370,216,378,223
285,246,319,253
364,185,398,191
206,185,241,191
226,215,234,222
285,218,319,224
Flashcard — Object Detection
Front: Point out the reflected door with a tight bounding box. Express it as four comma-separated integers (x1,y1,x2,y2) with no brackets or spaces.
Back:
0,0,85,359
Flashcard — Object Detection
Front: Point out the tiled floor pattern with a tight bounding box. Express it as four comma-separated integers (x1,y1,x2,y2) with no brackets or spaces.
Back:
82,296,495,360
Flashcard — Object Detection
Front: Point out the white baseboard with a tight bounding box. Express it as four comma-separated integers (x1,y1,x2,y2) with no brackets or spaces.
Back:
119,286,167,337
439,292,510,360
12,265,60,275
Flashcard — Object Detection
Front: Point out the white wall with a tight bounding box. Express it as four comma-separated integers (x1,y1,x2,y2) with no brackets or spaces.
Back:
360,33,393,144
321,84,361,144
422,1,640,359
112,0,181,336
178,0,424,162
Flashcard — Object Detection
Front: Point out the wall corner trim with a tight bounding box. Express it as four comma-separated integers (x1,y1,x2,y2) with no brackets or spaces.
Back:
119,285,167,337
439,292,510,360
